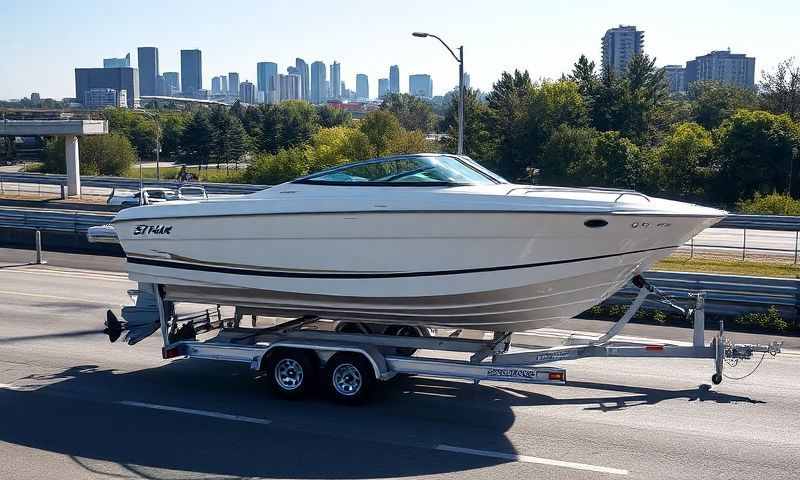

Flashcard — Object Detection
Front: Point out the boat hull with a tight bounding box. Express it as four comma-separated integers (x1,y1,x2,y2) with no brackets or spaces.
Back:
116,211,719,331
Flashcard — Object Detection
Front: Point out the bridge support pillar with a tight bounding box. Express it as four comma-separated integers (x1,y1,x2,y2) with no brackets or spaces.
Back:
65,135,80,197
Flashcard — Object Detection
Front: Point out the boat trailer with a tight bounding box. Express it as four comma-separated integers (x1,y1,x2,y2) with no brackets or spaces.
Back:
103,275,782,404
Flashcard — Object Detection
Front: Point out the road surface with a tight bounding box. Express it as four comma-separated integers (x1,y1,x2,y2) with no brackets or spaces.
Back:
0,250,798,479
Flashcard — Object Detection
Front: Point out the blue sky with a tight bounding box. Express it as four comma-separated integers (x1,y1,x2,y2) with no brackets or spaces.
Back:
1,0,797,100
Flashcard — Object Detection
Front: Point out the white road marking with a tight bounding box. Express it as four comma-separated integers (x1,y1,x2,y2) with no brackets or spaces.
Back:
118,400,272,425
0,267,130,283
0,289,112,305
436,444,629,475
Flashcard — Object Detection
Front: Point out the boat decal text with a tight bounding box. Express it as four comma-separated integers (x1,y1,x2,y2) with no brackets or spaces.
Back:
133,224,173,236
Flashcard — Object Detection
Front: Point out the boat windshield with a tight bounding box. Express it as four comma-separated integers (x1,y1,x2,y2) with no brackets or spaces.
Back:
295,155,504,186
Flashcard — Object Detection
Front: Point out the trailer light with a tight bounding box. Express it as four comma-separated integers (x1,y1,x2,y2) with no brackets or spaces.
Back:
548,372,565,381
645,345,664,351
162,346,184,359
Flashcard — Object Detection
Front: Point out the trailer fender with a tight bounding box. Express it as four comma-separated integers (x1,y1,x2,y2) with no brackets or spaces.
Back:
252,340,392,381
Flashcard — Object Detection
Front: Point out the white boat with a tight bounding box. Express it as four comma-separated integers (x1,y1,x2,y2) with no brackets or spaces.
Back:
108,154,725,332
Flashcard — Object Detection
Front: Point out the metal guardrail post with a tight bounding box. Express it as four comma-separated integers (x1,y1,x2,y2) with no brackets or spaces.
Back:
690,237,694,259
34,230,46,265
742,228,747,260
795,231,799,265
60,183,65,200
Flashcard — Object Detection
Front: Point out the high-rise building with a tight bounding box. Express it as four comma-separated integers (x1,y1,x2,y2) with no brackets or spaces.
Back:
663,65,687,93
685,50,756,89
163,72,180,96
463,72,471,89
257,62,278,101
239,80,256,104
137,47,159,96
355,74,369,100
409,74,433,98
83,88,128,109
30,92,41,103
221,75,228,93
75,67,139,108
157,75,166,96
310,61,327,104
295,58,310,101
103,53,130,68
211,76,223,95
378,78,389,98
601,25,644,74
389,65,400,93
180,49,202,96
228,72,240,97
278,74,302,101
330,61,341,99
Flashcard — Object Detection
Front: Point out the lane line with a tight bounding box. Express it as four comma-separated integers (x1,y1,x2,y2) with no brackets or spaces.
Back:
436,444,629,476
0,289,114,305
118,400,272,425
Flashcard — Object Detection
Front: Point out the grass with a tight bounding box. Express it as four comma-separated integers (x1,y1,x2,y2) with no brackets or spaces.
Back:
655,255,800,278
125,165,245,183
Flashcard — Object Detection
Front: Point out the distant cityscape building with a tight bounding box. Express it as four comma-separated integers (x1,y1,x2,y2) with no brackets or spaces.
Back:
103,53,130,68
685,50,755,89
310,61,327,104
278,73,302,101
601,25,644,74
163,72,180,96
389,65,400,94
409,74,432,98
330,61,341,99
157,75,166,95
663,65,686,93
83,88,127,109
137,47,159,96
239,80,256,104
30,92,41,103
221,75,228,93
356,74,369,100
194,89,209,100
75,67,139,108
228,72,240,97
295,58,310,101
256,62,278,102
463,72,471,90
378,78,389,98
180,49,202,96
211,76,223,95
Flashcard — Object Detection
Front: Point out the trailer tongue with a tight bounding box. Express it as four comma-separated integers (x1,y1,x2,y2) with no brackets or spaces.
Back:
103,276,782,404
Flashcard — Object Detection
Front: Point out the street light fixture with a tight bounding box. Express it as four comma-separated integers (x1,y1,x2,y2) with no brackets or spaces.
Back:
412,31,464,155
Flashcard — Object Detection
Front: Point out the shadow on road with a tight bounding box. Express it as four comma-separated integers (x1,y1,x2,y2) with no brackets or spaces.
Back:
0,359,767,478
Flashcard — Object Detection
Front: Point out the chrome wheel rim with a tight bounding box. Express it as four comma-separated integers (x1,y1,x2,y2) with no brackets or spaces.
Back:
332,363,362,396
274,358,304,391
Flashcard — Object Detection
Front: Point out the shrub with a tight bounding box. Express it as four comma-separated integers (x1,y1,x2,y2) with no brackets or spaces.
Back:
736,192,800,216
734,306,790,332
39,133,136,176
243,147,309,185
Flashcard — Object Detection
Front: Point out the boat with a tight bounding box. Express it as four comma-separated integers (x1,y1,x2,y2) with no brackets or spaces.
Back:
106,153,725,332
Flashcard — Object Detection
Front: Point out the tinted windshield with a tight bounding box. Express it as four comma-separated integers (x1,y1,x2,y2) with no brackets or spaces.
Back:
297,155,503,186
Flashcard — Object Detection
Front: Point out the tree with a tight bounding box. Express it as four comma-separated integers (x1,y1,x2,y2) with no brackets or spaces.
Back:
657,122,713,199
760,58,800,121
380,93,436,132
440,87,497,167
359,110,402,156
540,125,598,184
486,70,535,179
594,131,643,189
208,107,247,169
688,81,757,129
40,134,135,176
179,110,214,166
318,105,352,128
243,147,309,185
277,100,320,149
386,129,433,155
569,55,598,98
713,110,800,202
306,126,371,172
159,113,189,158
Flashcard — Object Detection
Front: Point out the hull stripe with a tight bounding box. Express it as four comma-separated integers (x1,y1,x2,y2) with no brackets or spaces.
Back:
126,245,677,279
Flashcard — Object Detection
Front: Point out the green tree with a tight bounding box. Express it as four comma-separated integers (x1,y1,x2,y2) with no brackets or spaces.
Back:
159,113,189,158
380,93,436,132
179,110,214,166
306,126,371,172
540,125,598,184
594,131,645,189
713,110,800,202
209,107,247,169
486,70,535,179
386,129,434,155
277,100,320,149
440,87,497,167
688,81,757,129
318,105,353,128
359,110,402,156
40,134,135,176
657,122,713,198
760,58,800,121
244,147,309,185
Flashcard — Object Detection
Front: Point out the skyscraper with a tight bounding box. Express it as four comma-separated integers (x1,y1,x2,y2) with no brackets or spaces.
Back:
163,72,180,96
685,50,756,89
104,53,130,68
180,49,202,96
137,47,159,96
409,74,432,98
228,72,240,97
310,61,327,104
601,25,644,74
278,74,302,101
463,72,471,89
220,75,228,94
330,61,341,99
257,62,278,101
378,78,389,98
239,80,256,104
211,76,223,95
75,67,139,108
295,58,310,101
663,65,686,93
356,74,369,100
389,65,400,94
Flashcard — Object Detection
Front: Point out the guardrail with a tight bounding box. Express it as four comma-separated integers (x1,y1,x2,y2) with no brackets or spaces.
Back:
0,206,113,234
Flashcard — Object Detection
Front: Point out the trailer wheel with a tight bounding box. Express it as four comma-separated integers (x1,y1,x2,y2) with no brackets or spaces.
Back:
323,353,375,404
264,349,317,399
384,325,420,356
711,373,722,385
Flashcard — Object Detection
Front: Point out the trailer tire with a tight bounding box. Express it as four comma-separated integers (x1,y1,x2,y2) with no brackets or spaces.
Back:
323,353,375,405
264,348,318,399
384,325,421,356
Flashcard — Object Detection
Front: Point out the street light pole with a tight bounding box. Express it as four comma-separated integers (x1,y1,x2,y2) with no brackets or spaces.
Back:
413,32,464,155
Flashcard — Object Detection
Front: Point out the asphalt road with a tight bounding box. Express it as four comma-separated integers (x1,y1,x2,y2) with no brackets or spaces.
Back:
0,251,798,479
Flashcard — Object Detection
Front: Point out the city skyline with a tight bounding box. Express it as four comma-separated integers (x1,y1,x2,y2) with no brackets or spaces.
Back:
3,0,799,100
